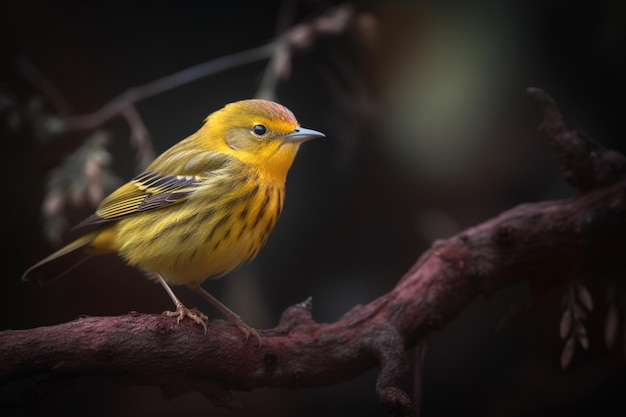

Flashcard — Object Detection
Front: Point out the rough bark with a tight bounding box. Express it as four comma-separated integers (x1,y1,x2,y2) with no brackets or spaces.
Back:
1,89,625,417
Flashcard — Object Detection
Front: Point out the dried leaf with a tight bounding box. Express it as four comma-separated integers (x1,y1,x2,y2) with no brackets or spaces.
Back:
576,323,589,350
272,47,292,80
604,306,619,349
561,336,576,369
575,283,594,311
42,190,64,217
42,131,121,243
559,309,572,339
88,184,104,207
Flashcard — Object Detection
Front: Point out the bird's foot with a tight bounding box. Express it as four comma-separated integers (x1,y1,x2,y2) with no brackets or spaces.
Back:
163,303,208,334
231,316,262,347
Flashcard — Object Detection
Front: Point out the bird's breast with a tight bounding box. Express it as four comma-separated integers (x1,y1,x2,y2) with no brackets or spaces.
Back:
115,179,285,286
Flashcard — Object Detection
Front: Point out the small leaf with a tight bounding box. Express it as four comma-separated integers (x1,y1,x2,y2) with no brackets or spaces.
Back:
605,306,619,349
560,310,572,339
576,323,589,350
561,336,576,369
575,283,594,311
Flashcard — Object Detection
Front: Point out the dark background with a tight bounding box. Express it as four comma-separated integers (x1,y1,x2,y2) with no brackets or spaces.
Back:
1,1,625,416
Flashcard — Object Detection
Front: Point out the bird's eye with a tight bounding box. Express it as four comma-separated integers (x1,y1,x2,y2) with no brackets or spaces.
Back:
252,125,267,136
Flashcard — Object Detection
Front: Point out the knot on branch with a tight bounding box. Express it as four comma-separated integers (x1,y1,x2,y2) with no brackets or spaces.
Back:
527,87,626,191
275,297,316,331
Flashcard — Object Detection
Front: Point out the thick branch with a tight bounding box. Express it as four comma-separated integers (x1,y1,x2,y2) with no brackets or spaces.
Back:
2,178,625,413
2,90,625,416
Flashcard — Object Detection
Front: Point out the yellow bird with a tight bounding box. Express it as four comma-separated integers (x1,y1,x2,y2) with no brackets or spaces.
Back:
23,99,325,342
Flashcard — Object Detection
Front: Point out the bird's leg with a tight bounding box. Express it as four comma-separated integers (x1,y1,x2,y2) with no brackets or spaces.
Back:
192,285,261,346
156,273,208,334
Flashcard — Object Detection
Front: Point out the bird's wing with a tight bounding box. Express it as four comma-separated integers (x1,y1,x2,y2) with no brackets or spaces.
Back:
72,171,205,233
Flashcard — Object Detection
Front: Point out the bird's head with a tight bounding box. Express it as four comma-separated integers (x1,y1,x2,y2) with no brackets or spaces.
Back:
201,99,325,180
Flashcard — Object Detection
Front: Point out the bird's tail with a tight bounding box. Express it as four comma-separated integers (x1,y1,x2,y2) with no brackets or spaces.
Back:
22,231,100,284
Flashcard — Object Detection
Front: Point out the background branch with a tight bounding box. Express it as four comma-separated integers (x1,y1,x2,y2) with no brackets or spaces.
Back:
60,43,274,133
57,5,364,134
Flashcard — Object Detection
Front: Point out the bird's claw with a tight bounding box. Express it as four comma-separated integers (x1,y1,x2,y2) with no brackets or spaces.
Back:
163,304,208,335
232,316,262,347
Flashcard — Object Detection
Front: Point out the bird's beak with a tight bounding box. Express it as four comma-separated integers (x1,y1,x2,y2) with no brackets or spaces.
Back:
283,127,326,143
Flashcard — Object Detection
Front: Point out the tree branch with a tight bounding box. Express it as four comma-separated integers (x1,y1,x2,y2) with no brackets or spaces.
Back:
56,5,367,133
2,89,625,416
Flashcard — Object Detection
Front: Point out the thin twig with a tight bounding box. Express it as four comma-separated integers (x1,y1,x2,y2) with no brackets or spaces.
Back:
256,43,291,100
121,104,155,170
256,4,360,99
255,0,299,99
57,5,362,133
61,43,276,132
